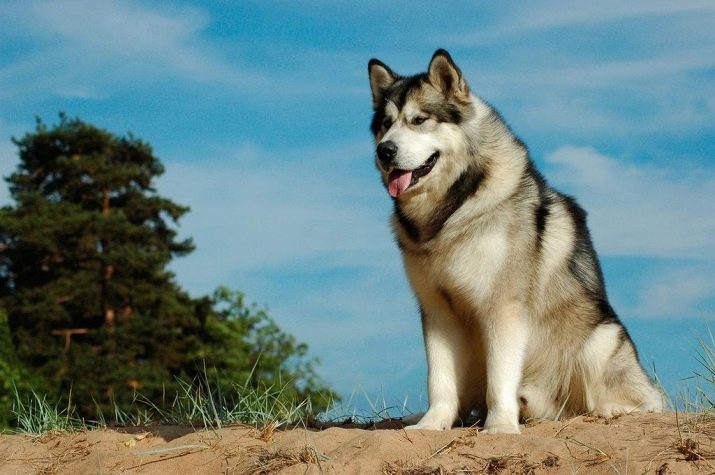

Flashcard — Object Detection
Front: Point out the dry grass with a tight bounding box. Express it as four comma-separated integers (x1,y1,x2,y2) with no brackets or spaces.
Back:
251,444,330,474
259,420,278,443
384,459,549,475
2,437,96,474
563,436,612,466
1,411,713,474
382,460,446,475
670,411,715,469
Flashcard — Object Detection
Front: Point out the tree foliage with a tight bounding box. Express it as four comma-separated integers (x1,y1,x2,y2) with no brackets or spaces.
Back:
189,287,335,410
0,115,334,421
0,308,41,427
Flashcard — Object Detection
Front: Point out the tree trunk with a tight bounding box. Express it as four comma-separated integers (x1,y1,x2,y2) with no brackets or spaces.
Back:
101,188,115,330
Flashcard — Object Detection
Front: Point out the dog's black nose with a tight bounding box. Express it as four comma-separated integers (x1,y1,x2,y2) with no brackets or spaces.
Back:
377,141,398,165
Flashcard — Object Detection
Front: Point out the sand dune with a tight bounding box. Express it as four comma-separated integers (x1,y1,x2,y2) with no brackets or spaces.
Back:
0,412,713,474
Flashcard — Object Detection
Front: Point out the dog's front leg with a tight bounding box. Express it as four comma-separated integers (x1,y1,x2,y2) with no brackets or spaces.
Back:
407,304,470,431
482,302,528,434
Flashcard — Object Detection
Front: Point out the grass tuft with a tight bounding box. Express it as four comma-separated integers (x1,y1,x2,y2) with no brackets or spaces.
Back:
693,325,715,411
137,372,312,431
8,365,313,435
11,385,83,435
676,324,715,413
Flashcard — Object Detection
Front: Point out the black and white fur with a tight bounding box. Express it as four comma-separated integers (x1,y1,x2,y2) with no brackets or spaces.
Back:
368,49,662,434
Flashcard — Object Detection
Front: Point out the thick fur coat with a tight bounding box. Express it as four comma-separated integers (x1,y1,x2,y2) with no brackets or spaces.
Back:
368,50,662,433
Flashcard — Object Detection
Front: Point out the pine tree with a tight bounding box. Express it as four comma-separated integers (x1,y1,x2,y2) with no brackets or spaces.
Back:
0,114,198,413
0,307,41,428
0,114,336,419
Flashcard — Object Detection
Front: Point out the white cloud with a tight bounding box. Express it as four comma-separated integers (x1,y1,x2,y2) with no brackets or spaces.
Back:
544,145,715,260
474,53,715,94
443,0,715,45
0,1,370,101
159,140,392,295
435,2,715,135
0,0,262,99
265,267,424,395
629,265,715,319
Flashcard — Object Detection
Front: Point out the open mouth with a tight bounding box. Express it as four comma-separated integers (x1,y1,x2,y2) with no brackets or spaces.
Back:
387,151,440,198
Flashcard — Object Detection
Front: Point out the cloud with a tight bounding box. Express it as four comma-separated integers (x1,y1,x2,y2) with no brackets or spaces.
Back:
0,1,373,102
159,140,391,294
475,52,715,96
0,0,262,99
544,146,715,260
262,265,425,396
442,0,715,45
434,2,715,136
629,264,715,319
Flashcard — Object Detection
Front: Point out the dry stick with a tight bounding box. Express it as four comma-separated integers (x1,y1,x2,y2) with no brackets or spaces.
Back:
400,427,417,446
134,443,210,457
671,410,715,468
553,417,577,437
675,408,683,445
125,450,207,471
642,446,673,475
426,436,461,460
564,437,611,464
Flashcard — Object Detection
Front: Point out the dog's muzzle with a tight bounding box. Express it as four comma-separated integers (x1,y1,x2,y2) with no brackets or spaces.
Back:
383,151,440,198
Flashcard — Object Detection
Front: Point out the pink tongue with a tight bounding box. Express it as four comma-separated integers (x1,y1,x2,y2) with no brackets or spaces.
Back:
388,170,413,198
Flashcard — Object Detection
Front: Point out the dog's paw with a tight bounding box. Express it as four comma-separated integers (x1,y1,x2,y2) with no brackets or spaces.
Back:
401,412,425,426
483,408,520,434
591,403,637,418
481,423,521,434
405,407,454,431
405,421,451,431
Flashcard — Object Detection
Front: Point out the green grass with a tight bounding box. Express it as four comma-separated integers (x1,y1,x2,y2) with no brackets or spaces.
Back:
678,325,715,414
11,385,85,435
5,330,715,436
7,368,315,435
5,376,414,436
693,325,715,411
136,372,313,431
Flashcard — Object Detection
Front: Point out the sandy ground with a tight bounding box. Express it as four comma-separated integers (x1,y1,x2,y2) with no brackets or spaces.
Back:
0,413,713,474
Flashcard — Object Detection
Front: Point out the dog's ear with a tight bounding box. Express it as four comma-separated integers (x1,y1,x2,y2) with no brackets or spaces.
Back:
428,49,469,100
368,59,398,110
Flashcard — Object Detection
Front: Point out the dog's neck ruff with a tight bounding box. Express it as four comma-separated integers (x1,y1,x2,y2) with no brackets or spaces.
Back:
395,163,485,243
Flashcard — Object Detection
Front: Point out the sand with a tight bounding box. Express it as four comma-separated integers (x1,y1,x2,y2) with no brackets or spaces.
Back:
0,412,713,474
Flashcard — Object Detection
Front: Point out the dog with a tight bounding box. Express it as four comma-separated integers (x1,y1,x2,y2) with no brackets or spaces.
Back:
367,49,663,433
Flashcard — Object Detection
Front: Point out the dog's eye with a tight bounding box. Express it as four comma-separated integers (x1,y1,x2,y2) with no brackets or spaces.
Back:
412,116,428,125
382,118,393,129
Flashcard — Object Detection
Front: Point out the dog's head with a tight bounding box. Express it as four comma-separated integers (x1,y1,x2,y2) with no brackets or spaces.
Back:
368,49,474,198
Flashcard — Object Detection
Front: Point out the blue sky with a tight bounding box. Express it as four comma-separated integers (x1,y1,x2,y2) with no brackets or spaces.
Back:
1,1,713,411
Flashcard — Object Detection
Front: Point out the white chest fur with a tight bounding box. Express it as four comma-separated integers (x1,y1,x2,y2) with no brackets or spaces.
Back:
402,217,509,311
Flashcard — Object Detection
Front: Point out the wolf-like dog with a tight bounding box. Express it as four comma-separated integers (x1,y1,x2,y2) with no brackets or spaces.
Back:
368,49,662,434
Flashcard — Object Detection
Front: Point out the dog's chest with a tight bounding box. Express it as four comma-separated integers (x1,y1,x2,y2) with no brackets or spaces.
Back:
402,220,509,307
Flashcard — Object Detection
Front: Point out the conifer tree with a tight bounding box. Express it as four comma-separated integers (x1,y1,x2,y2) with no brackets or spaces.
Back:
0,115,336,417
0,115,199,412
